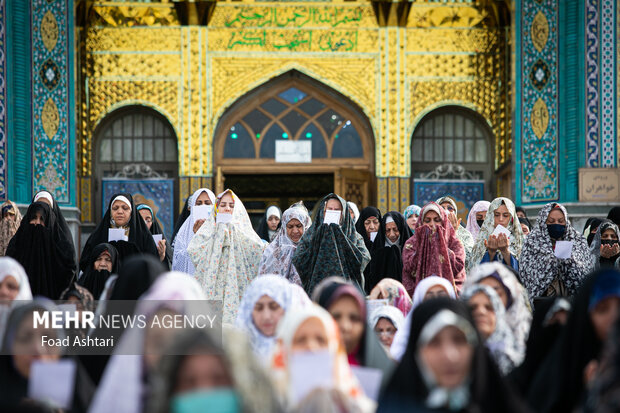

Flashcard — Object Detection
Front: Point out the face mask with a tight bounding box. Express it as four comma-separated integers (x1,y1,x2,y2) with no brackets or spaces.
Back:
171,388,240,413
547,224,566,240
601,239,619,246
476,219,484,228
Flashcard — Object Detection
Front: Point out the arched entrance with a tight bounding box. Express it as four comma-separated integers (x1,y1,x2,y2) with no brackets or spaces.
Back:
93,106,179,238
214,71,375,221
410,106,495,222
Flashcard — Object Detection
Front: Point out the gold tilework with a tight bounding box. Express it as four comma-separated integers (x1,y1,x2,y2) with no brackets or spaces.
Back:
78,1,509,218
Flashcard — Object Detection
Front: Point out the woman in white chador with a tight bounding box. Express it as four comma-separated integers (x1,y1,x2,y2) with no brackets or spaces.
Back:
187,189,265,323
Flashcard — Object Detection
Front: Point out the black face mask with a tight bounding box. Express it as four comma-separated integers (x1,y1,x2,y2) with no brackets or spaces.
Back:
601,239,619,246
547,224,566,240
476,219,484,227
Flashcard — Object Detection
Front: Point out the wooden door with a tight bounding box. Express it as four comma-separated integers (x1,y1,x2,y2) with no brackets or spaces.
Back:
334,168,372,207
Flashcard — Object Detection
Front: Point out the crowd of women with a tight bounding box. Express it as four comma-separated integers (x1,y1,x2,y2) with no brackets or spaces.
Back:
1,189,620,413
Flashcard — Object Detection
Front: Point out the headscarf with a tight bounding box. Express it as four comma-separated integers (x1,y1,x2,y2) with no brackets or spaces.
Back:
147,327,284,413
313,278,394,375
0,200,21,256
584,217,604,246
0,257,32,345
78,243,119,299
589,219,620,268
31,190,77,277
5,202,73,299
292,194,371,295
526,268,620,412
367,278,413,317
390,276,457,361
607,206,620,228
403,204,421,221
258,202,311,285
60,282,95,312
460,284,523,375
367,211,412,294
464,262,531,355
80,192,158,272
0,257,32,301
348,201,360,223
355,206,382,253
369,305,405,332
437,196,475,271
257,205,282,242
171,188,216,275
137,203,173,269
171,195,190,246
235,274,294,358
378,298,529,413
520,203,594,299
401,202,466,296
89,272,209,413
466,200,491,240
469,197,524,272
188,189,265,324
270,304,374,412
508,297,570,395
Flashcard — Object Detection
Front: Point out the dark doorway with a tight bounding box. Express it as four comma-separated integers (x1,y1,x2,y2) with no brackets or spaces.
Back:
224,173,334,228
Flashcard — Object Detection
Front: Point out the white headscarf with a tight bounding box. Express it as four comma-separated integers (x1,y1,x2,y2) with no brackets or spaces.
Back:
347,201,360,223
466,200,491,240
111,195,132,210
235,274,293,359
33,190,54,207
171,188,216,275
0,257,33,345
0,257,33,301
390,276,457,361
369,305,405,332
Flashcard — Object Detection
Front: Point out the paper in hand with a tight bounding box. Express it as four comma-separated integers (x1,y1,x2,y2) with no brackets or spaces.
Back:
351,366,383,401
216,213,233,224
491,224,511,238
370,231,378,242
108,228,127,242
554,240,573,259
289,350,334,404
323,210,341,225
152,234,163,244
192,205,212,222
28,359,77,409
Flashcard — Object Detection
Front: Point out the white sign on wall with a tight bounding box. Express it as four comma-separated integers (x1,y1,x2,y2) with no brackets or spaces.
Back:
275,140,312,163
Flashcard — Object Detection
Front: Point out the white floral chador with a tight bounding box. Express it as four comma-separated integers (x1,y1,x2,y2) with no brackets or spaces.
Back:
187,189,265,324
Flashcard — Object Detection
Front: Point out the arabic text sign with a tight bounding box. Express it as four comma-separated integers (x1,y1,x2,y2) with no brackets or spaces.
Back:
579,168,620,202
275,140,312,163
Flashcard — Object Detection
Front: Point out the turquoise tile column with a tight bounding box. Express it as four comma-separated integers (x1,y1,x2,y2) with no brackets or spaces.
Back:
6,0,32,203
31,0,76,206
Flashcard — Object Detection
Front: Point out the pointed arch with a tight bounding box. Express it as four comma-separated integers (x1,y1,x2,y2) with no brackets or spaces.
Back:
213,70,375,174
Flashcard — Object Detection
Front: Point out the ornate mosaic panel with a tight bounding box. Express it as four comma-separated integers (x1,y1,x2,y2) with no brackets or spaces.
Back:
102,178,174,240
600,0,616,167
520,0,559,202
586,0,617,167
0,0,6,201
32,0,71,203
413,180,485,224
